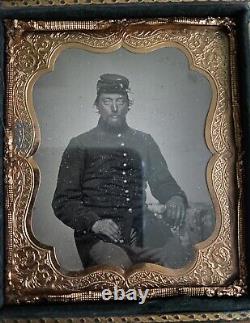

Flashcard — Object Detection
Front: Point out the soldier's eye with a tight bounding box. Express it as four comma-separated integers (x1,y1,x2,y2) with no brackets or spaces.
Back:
103,99,112,105
116,99,126,105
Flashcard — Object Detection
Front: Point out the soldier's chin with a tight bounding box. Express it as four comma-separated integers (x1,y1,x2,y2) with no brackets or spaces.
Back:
107,117,123,128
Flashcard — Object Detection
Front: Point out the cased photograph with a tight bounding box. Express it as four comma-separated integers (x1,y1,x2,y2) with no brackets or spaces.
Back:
4,19,245,302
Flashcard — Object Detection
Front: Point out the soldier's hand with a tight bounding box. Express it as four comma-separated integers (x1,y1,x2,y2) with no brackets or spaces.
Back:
165,195,186,228
147,203,166,215
92,219,121,242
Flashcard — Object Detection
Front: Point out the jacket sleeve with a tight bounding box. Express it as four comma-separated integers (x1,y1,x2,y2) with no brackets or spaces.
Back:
146,134,187,205
52,138,100,232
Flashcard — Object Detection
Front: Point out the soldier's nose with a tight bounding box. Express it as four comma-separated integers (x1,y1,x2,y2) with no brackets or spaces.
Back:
111,103,118,113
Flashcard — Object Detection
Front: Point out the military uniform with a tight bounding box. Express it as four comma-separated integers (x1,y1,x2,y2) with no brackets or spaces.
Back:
52,118,186,266
52,73,186,267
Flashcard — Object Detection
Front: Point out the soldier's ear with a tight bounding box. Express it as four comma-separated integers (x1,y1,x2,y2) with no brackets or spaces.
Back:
93,105,100,114
93,96,100,110
94,95,100,106
93,100,100,113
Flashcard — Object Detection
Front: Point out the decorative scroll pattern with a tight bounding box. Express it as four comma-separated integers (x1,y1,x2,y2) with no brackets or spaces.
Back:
4,19,245,303
2,0,248,7
3,311,250,322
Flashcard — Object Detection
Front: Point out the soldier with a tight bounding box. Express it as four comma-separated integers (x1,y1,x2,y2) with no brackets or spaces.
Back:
52,74,187,269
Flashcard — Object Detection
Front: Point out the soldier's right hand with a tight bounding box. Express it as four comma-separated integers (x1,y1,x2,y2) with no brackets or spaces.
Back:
92,219,121,242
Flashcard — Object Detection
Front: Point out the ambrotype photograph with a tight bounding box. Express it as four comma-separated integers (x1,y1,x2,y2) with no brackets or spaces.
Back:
4,19,245,302
32,47,214,270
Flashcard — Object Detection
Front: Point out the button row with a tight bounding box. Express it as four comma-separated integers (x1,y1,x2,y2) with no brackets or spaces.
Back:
118,138,133,217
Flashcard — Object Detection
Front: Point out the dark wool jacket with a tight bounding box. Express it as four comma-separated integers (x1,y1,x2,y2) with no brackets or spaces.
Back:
52,119,186,265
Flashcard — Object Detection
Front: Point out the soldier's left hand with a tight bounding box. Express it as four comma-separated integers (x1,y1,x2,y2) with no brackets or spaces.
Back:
165,195,186,227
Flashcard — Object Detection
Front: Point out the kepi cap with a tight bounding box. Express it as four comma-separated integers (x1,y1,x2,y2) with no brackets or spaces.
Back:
97,74,129,95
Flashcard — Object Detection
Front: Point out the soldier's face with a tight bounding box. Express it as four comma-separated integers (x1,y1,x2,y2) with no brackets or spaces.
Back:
97,93,129,128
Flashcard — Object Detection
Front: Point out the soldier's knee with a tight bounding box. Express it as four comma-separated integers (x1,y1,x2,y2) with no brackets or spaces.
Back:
89,241,132,269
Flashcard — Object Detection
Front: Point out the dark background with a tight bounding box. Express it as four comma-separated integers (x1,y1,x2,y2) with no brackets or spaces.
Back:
0,2,249,320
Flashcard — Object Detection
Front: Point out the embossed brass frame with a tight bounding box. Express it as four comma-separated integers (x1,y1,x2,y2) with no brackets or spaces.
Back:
1,0,248,7
4,18,246,304
3,311,250,323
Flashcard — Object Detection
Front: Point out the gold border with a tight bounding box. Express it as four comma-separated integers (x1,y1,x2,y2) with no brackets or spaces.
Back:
4,18,246,303
1,0,249,7
2,311,250,322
